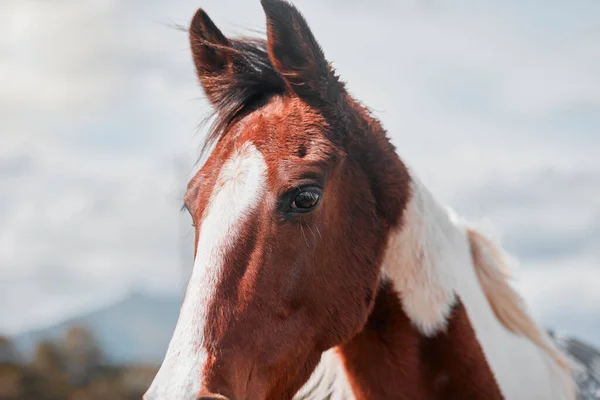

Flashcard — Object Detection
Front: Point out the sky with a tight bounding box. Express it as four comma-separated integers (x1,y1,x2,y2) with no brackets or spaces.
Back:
1,0,599,346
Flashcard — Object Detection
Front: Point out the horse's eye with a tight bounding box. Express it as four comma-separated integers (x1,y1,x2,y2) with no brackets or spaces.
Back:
290,187,322,212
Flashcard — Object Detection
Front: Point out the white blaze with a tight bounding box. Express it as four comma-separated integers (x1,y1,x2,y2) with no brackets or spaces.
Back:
145,142,267,400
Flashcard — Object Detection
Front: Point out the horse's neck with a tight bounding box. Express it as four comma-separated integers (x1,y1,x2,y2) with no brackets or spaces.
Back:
341,173,574,400
336,279,503,400
326,175,505,399
337,280,435,400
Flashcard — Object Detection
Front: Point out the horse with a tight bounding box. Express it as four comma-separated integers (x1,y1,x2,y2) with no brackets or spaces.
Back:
144,0,577,399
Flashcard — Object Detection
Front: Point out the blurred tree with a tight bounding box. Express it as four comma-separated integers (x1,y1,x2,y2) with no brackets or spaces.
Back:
0,336,19,364
33,340,64,375
61,326,104,386
32,340,69,399
0,328,156,399
0,364,23,398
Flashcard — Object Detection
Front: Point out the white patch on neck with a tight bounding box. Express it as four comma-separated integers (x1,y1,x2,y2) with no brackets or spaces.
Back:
381,176,457,336
383,171,575,399
145,142,267,400
293,349,354,400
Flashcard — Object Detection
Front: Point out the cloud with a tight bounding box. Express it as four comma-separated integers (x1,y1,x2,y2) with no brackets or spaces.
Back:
514,260,600,346
454,169,600,259
0,0,598,348
0,0,203,333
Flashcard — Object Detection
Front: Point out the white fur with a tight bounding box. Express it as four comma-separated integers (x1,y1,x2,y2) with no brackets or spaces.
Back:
382,177,457,336
293,349,354,400
384,172,575,399
144,142,267,400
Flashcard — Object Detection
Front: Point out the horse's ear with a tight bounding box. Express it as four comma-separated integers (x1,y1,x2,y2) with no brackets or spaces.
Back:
189,9,234,105
261,0,335,101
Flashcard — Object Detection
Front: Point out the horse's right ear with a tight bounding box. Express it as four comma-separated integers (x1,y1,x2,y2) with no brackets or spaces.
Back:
261,0,339,103
189,9,233,105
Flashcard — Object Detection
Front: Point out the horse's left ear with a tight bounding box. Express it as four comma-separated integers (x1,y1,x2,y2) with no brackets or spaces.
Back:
189,9,237,107
261,0,337,101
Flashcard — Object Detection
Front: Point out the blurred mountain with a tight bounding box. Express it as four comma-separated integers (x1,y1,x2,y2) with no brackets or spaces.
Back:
554,335,600,399
12,292,182,364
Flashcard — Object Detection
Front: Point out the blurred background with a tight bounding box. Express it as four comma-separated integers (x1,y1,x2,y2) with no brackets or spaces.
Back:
1,0,599,398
